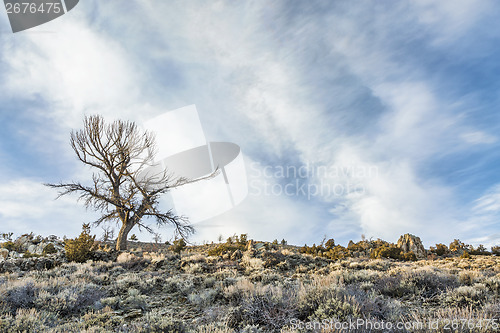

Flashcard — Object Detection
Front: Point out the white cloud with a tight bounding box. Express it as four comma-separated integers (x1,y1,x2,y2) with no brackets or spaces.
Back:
0,179,96,238
411,0,493,45
473,185,500,213
0,1,498,246
461,131,497,145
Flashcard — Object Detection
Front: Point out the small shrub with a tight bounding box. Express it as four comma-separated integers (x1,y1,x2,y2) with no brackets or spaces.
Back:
370,244,402,260
461,251,471,259
1,241,22,252
325,245,348,260
170,238,186,254
207,238,245,256
325,239,336,250
450,239,466,252
470,245,490,255
431,243,449,256
65,224,96,263
443,285,486,308
42,243,57,255
401,251,417,261
23,251,40,258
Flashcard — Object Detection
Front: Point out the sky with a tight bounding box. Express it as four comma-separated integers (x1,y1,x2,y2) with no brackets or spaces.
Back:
1,0,500,248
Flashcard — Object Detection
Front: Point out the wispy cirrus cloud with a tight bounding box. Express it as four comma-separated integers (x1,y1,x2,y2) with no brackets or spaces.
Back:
0,1,499,246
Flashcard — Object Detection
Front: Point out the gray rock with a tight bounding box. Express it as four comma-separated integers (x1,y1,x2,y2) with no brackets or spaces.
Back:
17,236,30,249
397,234,426,259
27,244,38,254
9,251,21,259
254,242,265,250
0,248,8,259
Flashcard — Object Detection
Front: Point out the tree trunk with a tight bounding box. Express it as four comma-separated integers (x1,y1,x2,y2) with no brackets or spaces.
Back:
116,222,134,251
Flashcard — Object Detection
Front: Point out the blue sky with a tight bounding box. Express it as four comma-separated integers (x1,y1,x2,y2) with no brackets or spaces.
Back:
1,0,500,247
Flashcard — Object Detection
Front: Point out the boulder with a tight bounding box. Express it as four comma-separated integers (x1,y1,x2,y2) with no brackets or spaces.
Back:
397,234,426,259
9,251,21,259
27,244,38,254
17,236,30,249
0,248,9,259
48,235,58,242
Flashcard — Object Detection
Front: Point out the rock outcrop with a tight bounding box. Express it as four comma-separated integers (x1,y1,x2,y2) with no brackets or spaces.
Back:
397,234,426,259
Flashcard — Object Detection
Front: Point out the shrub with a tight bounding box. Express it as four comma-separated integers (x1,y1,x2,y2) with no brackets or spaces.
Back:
42,243,57,255
325,245,348,260
0,232,13,241
401,251,417,261
370,244,402,260
207,235,247,256
443,285,486,308
65,224,96,263
312,296,360,322
470,245,490,255
1,241,22,252
23,251,40,258
325,239,336,250
450,239,466,252
207,242,241,257
170,238,186,254
492,246,500,256
461,251,471,259
431,243,449,256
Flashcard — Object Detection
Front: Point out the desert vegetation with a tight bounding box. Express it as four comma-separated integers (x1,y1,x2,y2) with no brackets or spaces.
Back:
0,231,499,332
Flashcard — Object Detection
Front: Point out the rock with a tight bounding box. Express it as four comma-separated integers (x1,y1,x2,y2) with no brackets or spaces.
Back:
2,260,19,273
231,249,242,261
397,234,426,259
254,243,265,251
0,248,8,259
9,251,21,259
17,236,30,249
27,244,38,254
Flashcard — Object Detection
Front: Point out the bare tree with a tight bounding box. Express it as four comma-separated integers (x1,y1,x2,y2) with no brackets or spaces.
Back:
46,115,210,251
101,225,115,243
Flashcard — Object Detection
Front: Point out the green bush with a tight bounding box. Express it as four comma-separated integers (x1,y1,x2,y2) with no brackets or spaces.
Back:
1,241,17,252
470,245,490,255
1,240,23,252
370,244,402,260
65,224,96,263
207,234,247,256
23,251,40,258
460,251,471,259
42,243,57,255
401,251,417,261
207,242,243,256
170,238,186,254
324,245,348,260
432,243,449,256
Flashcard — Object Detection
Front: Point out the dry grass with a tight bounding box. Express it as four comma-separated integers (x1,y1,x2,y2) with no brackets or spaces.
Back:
0,245,499,332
